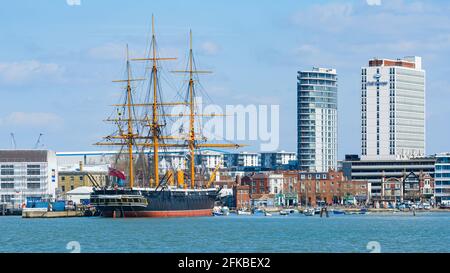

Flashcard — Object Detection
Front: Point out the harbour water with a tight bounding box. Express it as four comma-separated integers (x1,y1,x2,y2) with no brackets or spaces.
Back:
1,212,449,253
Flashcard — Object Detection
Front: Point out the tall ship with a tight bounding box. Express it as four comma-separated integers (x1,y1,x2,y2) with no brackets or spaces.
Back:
90,17,242,217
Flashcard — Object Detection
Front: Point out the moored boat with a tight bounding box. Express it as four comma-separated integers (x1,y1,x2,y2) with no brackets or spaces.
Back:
303,208,315,216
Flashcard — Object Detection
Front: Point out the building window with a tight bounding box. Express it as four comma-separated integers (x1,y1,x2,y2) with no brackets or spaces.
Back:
27,165,41,176
27,183,40,189
1,165,14,176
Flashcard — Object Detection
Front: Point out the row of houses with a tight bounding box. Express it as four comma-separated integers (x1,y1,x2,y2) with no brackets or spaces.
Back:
229,169,436,209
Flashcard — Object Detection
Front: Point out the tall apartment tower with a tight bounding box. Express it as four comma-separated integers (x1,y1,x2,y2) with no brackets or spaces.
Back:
297,67,338,172
361,56,425,160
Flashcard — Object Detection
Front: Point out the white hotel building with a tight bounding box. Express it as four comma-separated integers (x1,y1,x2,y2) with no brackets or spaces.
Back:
361,56,425,160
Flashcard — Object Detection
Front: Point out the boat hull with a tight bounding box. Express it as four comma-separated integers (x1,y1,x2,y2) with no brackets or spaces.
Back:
91,188,217,218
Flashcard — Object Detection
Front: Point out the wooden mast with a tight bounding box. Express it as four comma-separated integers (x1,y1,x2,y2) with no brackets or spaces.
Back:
188,30,196,189
125,45,135,188
151,15,160,188
131,15,176,188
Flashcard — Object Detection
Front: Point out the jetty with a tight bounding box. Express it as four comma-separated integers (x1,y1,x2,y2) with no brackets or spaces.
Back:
22,208,88,218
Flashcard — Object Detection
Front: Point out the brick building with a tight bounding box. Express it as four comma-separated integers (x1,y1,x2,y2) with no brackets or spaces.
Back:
233,185,250,209
298,170,368,206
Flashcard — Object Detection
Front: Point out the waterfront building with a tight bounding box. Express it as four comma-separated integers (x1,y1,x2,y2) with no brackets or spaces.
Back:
223,152,259,169
297,67,338,172
0,150,58,209
242,173,269,195
342,154,435,202
403,172,421,202
297,170,367,206
233,184,250,210
435,153,450,203
381,177,403,204
260,151,297,170
57,162,109,196
419,172,434,201
361,56,425,160
65,186,93,204
250,193,275,208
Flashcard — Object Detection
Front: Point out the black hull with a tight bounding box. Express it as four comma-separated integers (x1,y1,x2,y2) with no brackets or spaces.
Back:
91,188,217,217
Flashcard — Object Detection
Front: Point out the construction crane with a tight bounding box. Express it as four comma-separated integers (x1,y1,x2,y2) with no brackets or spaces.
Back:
34,133,43,149
10,133,16,149
206,162,222,188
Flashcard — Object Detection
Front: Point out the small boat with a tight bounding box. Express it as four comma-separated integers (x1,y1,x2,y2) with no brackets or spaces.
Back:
279,210,289,216
314,207,321,215
264,211,272,216
213,211,224,216
221,206,230,216
237,209,251,215
303,208,315,216
252,208,265,216
333,209,345,215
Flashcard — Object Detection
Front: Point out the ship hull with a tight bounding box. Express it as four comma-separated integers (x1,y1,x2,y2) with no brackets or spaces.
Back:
91,188,217,218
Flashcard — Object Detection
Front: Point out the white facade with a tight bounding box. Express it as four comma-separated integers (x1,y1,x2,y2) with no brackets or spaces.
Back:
0,150,58,209
260,151,296,169
195,151,224,169
224,152,259,168
361,56,425,160
268,173,283,194
297,67,338,172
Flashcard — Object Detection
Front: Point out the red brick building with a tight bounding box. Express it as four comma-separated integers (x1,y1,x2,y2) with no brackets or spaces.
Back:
241,173,270,195
233,185,250,209
297,170,368,206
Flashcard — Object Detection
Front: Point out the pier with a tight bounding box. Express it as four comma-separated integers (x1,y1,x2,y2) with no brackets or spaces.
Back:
22,209,87,218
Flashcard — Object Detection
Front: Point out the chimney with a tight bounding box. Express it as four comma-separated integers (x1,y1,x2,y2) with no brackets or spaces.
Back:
79,161,83,172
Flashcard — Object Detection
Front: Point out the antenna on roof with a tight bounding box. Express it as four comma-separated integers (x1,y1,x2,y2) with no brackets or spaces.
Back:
34,133,43,149
10,133,17,149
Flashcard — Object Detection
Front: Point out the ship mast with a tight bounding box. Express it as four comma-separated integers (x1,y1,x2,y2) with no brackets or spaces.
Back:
131,15,177,187
172,30,245,189
125,45,135,188
151,16,160,188
188,30,196,189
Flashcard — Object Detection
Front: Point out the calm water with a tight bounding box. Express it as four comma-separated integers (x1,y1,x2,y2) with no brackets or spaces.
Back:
0,212,449,253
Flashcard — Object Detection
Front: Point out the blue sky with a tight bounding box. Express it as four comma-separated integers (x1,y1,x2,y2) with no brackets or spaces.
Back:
0,0,450,158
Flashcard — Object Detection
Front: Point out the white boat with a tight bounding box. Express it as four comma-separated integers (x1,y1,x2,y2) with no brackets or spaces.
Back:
264,211,272,216
221,206,230,216
279,210,289,216
237,209,251,215
303,208,315,216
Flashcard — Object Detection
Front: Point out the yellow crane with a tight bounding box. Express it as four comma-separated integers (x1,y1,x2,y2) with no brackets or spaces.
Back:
206,162,222,188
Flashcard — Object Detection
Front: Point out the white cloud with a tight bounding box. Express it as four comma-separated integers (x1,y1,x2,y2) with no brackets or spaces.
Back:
66,0,81,6
0,60,64,84
366,0,381,6
200,41,220,56
1,112,64,128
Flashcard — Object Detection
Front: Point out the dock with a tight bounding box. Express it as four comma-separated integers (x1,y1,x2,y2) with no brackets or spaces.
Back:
22,209,86,218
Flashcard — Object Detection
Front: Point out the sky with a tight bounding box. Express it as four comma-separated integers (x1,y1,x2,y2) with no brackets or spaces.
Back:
0,0,450,159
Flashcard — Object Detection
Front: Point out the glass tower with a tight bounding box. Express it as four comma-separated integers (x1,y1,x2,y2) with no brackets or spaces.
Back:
297,67,338,172
435,153,450,203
